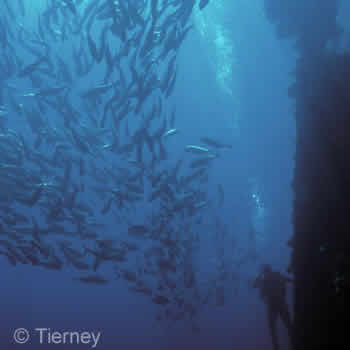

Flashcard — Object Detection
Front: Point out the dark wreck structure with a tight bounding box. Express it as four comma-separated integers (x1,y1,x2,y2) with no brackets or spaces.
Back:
263,0,347,348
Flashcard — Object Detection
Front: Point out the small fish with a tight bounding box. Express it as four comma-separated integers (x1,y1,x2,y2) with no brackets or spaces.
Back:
21,92,37,97
18,57,47,77
74,275,108,285
62,0,77,15
101,197,113,215
163,128,178,138
199,0,210,11
200,137,232,149
128,225,149,237
128,286,153,296
184,145,210,154
152,295,170,305
0,106,8,117
37,86,67,97
189,155,216,168
121,269,137,282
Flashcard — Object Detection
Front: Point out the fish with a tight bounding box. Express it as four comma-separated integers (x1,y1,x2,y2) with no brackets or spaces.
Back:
200,137,232,149
128,286,153,296
152,295,170,305
73,275,109,285
163,128,178,138
120,269,137,282
37,86,67,97
199,0,210,11
62,0,77,15
217,184,224,206
128,225,149,238
101,197,114,215
189,155,216,169
0,0,222,329
184,145,210,154
18,57,47,77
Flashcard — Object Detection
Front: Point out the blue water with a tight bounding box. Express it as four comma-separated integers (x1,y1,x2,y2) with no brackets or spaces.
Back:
0,1,298,349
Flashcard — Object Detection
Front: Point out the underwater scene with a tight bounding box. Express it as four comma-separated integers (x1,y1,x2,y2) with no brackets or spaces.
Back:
1,1,348,349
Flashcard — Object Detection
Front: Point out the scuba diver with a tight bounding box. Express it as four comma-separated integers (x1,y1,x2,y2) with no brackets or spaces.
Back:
251,264,294,350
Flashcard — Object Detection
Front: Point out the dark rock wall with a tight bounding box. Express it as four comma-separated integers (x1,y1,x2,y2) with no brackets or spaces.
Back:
263,0,347,348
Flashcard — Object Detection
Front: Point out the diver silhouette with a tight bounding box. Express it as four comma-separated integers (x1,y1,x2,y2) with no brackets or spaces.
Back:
252,264,294,350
